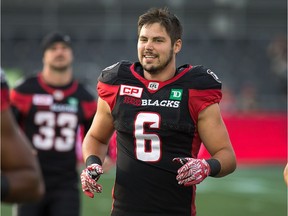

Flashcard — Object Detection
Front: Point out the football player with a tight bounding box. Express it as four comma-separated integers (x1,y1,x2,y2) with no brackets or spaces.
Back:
10,32,97,216
80,7,237,216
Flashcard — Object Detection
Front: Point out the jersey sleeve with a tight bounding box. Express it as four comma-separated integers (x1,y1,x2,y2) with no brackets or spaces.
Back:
79,85,97,120
77,84,97,134
10,88,33,117
188,66,222,122
97,82,119,111
97,61,124,111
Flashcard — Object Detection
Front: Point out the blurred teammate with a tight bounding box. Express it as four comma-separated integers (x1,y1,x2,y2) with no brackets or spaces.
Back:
1,69,44,203
80,7,237,216
10,32,97,216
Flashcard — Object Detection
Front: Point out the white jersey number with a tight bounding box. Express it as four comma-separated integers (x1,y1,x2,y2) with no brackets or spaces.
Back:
33,111,78,151
134,112,161,162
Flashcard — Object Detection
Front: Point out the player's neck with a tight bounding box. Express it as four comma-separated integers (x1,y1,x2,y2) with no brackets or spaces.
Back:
41,68,73,86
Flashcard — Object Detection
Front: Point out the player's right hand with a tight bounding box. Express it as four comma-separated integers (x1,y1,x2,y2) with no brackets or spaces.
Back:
80,163,104,198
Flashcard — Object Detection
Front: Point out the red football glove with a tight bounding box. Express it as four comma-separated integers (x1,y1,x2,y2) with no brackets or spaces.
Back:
80,163,104,198
173,157,211,186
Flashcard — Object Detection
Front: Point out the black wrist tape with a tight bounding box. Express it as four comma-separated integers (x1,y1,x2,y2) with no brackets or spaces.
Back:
1,174,9,200
86,155,102,167
206,159,221,177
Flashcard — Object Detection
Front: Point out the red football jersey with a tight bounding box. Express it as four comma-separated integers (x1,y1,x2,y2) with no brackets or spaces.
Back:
98,61,222,216
10,73,97,190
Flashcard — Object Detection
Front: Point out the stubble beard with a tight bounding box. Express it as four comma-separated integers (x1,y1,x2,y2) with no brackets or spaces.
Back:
49,55,71,72
143,48,173,75
49,59,71,72
50,64,70,72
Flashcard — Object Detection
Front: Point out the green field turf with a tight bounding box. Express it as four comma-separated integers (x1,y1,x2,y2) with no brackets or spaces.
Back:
1,165,287,216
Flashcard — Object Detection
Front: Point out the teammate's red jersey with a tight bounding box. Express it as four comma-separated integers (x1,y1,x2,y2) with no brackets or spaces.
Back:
97,61,222,216
1,70,10,111
10,73,97,190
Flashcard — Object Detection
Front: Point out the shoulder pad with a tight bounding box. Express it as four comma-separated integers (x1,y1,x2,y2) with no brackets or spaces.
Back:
13,75,38,92
188,65,222,90
98,60,133,84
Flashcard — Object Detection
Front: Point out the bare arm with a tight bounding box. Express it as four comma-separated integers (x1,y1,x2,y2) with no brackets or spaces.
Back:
1,108,45,203
197,103,236,177
82,97,115,164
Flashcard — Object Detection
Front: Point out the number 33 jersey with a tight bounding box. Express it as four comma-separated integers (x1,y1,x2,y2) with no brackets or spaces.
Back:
98,61,222,216
10,74,97,190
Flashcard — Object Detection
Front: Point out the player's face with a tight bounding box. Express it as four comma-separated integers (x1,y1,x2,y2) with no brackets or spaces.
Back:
43,42,73,72
138,23,178,75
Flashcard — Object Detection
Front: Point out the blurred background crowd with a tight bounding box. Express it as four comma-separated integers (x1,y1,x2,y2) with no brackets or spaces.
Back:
1,0,287,113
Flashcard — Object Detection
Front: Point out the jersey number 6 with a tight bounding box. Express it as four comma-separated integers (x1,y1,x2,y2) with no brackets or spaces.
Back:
134,112,161,162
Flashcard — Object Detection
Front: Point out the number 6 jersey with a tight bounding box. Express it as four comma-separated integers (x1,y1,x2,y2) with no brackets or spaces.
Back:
10,73,97,190
98,61,222,216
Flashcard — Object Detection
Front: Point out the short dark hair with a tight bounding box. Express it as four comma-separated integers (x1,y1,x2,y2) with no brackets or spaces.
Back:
137,7,183,45
41,32,72,53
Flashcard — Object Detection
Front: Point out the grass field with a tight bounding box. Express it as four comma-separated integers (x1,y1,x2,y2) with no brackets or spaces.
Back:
1,165,287,216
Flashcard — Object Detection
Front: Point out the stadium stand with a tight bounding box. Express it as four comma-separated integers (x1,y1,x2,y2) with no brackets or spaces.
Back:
1,0,287,111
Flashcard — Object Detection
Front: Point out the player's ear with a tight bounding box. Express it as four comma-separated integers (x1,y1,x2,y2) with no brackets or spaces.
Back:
174,39,182,54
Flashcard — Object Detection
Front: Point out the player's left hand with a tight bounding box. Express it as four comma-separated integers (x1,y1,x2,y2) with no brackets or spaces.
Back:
173,157,211,186
80,163,103,198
